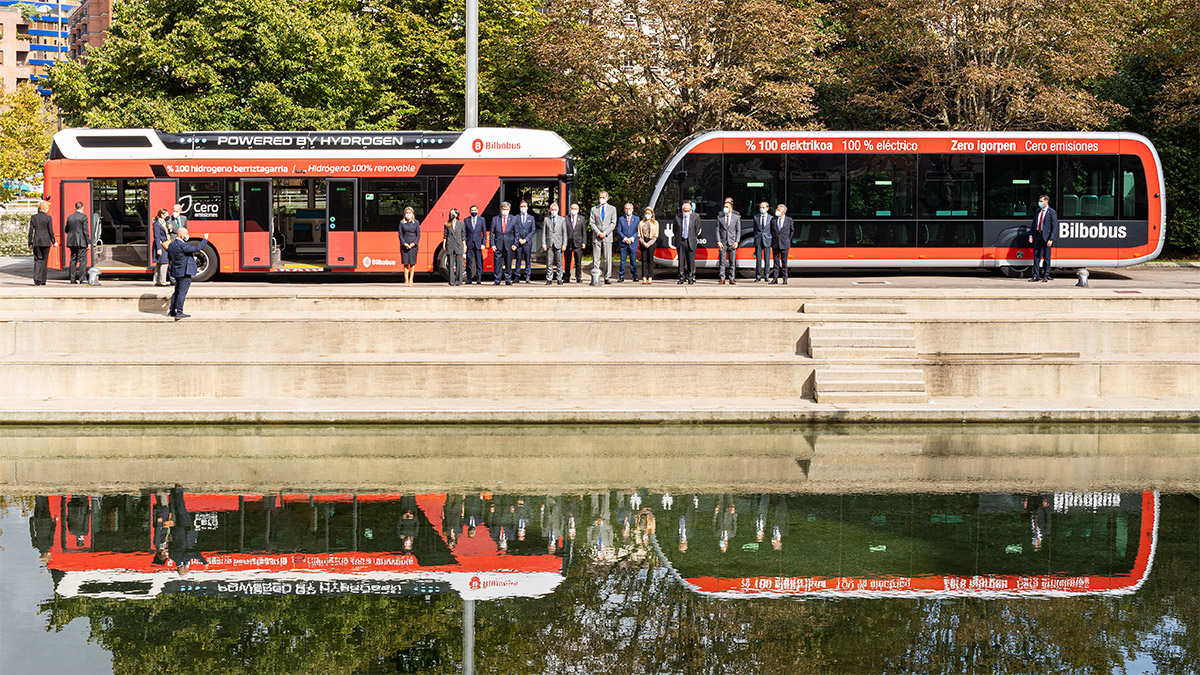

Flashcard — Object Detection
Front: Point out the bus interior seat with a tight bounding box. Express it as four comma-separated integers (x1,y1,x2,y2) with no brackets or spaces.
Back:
1081,195,1099,217
1062,194,1079,216
1098,195,1114,217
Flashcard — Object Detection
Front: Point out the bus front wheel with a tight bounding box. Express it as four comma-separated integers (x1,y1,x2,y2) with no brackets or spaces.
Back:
1000,263,1033,278
193,244,218,282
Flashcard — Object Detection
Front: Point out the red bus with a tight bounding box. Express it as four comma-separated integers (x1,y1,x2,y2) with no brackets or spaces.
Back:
42,129,575,281
649,131,1165,275
37,492,565,600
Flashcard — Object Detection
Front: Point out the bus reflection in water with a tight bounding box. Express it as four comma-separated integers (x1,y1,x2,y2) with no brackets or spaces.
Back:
33,490,1155,601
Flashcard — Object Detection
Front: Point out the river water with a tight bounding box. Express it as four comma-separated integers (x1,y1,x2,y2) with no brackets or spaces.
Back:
1,425,1197,674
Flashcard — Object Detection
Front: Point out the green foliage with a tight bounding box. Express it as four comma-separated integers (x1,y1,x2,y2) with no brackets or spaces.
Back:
0,84,55,202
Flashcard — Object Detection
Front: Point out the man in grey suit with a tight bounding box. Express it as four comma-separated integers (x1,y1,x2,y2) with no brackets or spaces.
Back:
674,200,699,285
443,208,466,285
716,197,740,285
542,202,568,285
590,191,617,285
167,203,187,235
752,201,773,282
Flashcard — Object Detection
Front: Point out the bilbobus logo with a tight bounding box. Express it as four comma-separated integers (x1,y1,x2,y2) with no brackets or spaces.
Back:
472,138,484,153
362,256,371,269
1058,222,1128,240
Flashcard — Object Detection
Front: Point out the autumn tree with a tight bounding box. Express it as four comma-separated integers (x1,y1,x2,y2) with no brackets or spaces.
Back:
832,0,1133,130
0,84,56,202
530,0,835,204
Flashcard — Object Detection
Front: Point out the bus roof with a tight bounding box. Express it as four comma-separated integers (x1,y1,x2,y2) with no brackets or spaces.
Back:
50,127,572,161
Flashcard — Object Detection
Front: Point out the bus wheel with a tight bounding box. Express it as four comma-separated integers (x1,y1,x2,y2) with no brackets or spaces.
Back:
1000,263,1033,278
193,244,219,282
434,246,451,282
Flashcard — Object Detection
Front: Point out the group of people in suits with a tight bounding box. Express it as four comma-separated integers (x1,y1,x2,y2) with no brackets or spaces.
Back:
675,198,795,285
152,203,189,286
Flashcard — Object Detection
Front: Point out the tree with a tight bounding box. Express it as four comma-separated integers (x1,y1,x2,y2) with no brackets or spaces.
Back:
0,84,56,201
530,0,835,204
832,0,1133,130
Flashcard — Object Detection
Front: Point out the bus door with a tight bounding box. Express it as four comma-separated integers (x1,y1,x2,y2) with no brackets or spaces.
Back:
59,180,93,269
240,179,273,269
148,179,178,268
325,179,357,269
499,180,559,254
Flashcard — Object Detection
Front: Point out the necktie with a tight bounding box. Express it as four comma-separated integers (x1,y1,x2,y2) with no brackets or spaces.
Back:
1037,210,1045,233
601,206,605,222
503,217,507,233
683,216,689,240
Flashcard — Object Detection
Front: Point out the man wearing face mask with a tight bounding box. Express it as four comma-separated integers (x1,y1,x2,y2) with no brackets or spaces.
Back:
674,200,699,284
753,201,773,282
1028,194,1057,282
590,191,617,285
616,203,641,283
490,202,517,285
716,197,740,285
464,205,487,284
513,200,537,282
565,204,587,283
166,227,209,319
543,202,568,284
770,204,794,284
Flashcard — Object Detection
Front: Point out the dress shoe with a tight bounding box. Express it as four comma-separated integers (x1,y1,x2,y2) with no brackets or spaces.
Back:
175,313,190,320
678,279,685,285
719,279,725,285
730,279,736,285
782,279,788,285
546,280,553,285
167,312,176,317
688,279,695,285
494,281,501,285
769,279,777,285
506,281,513,285
557,280,563,285
604,279,611,285
1029,276,1040,282
1042,277,1050,282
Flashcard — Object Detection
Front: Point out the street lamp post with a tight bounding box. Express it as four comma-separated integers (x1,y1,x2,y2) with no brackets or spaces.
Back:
465,0,479,128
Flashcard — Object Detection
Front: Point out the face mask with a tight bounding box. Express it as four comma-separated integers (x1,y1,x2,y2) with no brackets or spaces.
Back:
625,209,632,215
760,207,767,214
644,214,652,220
520,207,527,214
470,211,478,217
723,207,730,215
599,198,607,205
571,209,579,216
182,235,189,241
775,209,781,217
1041,202,1048,210
501,210,510,216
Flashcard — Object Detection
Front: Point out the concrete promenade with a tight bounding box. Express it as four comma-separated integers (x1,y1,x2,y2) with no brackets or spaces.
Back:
1,257,1198,424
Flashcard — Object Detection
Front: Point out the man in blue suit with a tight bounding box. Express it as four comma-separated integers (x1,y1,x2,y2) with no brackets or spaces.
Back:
513,200,537,283
167,227,208,319
616,203,640,282
490,202,517,285
1028,194,1057,282
464,204,487,284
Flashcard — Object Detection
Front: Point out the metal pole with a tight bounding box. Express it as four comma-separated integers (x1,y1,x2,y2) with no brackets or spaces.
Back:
465,0,479,128
462,598,475,675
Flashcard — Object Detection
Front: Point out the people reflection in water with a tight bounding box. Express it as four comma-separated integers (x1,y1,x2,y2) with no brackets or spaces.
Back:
714,495,738,553
29,495,56,565
755,494,770,543
443,494,464,550
586,514,614,560
514,496,533,542
635,506,656,547
677,495,698,553
770,495,788,551
464,492,487,538
155,485,207,575
1025,495,1052,551
66,495,91,547
397,496,419,552
543,496,566,553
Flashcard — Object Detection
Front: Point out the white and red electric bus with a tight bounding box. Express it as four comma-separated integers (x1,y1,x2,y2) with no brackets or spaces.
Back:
42,128,575,281
38,492,565,600
649,131,1166,275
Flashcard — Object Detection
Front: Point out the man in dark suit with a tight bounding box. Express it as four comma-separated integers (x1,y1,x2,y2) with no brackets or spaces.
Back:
64,202,90,284
770,204,794,285
752,201,773,282
513,200,536,283
490,202,517,285
165,485,206,575
464,205,487,284
616,203,640,282
26,201,54,285
167,227,208,319
565,204,587,283
1029,194,1057,282
715,197,740,285
674,200,699,285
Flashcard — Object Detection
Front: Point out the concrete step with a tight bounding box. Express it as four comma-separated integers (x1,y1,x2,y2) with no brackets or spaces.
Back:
0,358,817,399
803,302,905,314
814,367,925,383
0,314,813,358
809,324,915,338
814,390,930,404
809,347,919,360
809,335,918,349
816,379,926,393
